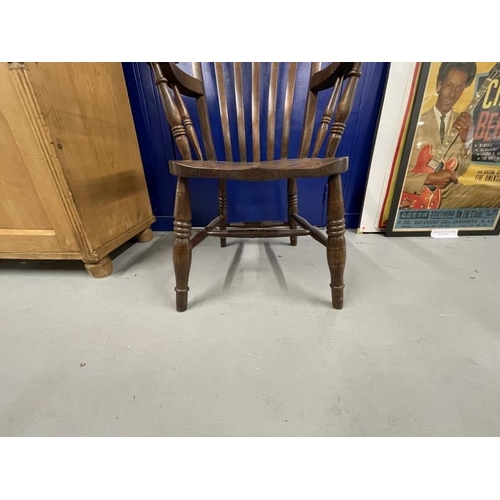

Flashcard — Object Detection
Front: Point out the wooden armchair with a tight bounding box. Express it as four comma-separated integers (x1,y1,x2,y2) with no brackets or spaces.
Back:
150,62,362,312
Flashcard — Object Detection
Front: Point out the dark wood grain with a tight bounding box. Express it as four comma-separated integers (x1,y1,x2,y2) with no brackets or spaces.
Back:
287,178,298,246
326,63,362,157
192,62,216,160
251,62,261,161
312,75,343,157
207,228,309,238
233,62,247,161
172,84,203,159
173,177,192,312
229,221,287,228
157,62,203,97
151,62,362,311
215,63,233,161
191,215,222,248
298,62,321,158
218,179,227,247
151,63,192,160
310,62,352,92
292,213,327,246
169,157,348,180
267,62,279,160
280,62,297,159
294,62,320,247
327,174,345,309
282,62,299,246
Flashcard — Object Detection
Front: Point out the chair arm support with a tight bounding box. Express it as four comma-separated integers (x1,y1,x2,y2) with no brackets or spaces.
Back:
152,62,204,98
310,62,356,92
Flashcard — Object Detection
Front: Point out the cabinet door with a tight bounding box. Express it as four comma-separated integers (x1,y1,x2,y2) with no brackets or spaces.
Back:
0,63,79,258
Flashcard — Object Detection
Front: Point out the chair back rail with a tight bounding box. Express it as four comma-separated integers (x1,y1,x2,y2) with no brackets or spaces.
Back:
151,62,361,163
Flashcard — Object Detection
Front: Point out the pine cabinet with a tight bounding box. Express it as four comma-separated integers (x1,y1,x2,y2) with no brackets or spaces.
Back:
0,62,155,277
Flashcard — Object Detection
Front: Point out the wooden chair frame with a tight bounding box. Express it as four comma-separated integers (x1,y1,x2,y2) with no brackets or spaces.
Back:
150,62,362,311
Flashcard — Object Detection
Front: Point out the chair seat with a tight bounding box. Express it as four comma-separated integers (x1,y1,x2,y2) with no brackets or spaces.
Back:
169,157,348,181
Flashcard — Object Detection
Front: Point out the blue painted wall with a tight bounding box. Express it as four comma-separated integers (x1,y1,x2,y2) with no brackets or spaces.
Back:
123,62,389,230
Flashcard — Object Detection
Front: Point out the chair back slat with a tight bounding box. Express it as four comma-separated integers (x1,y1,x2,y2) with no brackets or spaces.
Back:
280,62,297,159
251,62,261,161
266,62,279,161
298,62,321,158
192,62,216,160
214,62,233,161
233,62,247,161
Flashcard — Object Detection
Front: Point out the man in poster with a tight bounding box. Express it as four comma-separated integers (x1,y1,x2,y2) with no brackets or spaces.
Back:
403,62,500,209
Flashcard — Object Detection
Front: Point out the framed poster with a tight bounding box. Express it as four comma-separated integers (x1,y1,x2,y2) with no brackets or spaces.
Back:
386,62,500,236
359,62,418,233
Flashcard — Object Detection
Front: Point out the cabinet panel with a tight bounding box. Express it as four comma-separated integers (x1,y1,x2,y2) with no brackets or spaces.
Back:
0,106,52,230
0,230,75,257
0,63,77,255
26,62,153,251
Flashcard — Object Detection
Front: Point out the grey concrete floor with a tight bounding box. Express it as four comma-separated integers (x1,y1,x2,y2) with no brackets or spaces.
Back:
1,230,499,436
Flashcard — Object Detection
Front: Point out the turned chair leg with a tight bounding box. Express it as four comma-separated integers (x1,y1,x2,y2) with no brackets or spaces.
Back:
287,179,298,246
218,179,227,248
326,174,346,309
173,177,192,312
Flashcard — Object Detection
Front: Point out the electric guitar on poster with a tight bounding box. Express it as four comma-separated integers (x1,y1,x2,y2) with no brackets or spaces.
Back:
400,62,500,210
